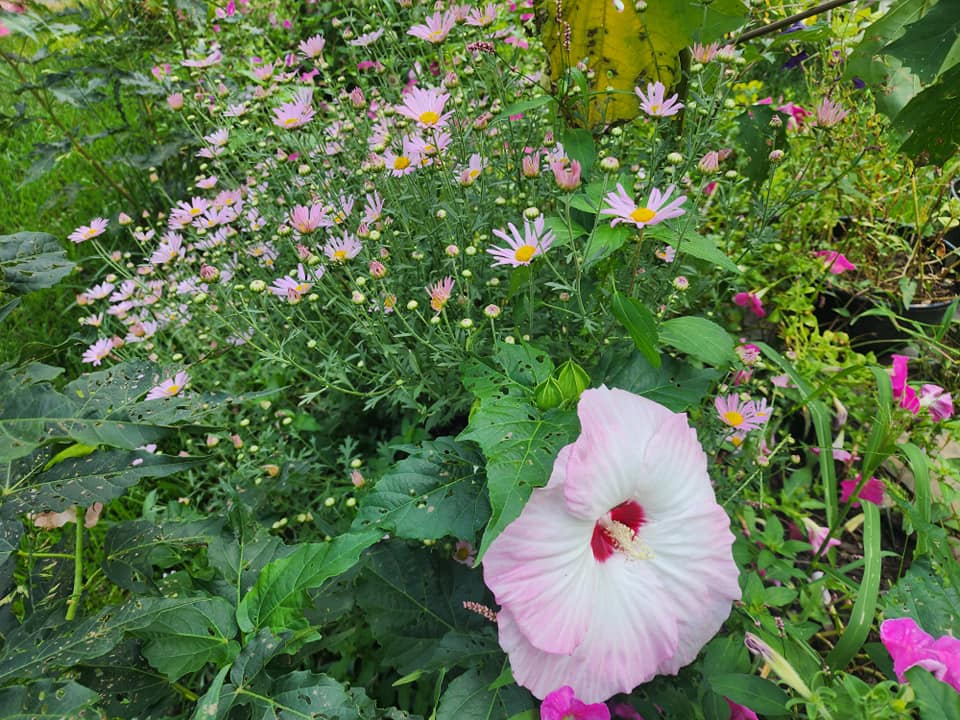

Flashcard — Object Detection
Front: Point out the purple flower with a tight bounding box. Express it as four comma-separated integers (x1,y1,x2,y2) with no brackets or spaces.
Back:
814,250,856,274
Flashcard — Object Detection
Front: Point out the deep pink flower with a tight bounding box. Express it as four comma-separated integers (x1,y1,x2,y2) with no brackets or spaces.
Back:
890,354,920,414
726,699,759,720
733,292,765,318
482,387,740,701
540,686,610,720
814,250,856,274
880,617,960,692
920,384,954,421
839,475,884,507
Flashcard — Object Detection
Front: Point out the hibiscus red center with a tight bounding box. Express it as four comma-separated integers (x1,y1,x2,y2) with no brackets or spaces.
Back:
591,499,646,562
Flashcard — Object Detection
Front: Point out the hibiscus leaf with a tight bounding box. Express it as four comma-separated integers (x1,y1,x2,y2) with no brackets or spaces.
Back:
596,342,719,411
436,665,536,720
351,436,490,542
459,343,579,561
0,680,99,719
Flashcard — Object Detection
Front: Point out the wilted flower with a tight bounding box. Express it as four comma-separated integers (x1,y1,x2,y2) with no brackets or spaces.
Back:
483,387,740,701
815,97,849,127
426,276,454,313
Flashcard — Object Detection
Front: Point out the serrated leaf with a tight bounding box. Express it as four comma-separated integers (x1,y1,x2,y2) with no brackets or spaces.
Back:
436,665,536,720
131,596,240,681
0,680,99,719
0,232,75,295
78,640,179,720
458,343,579,560
236,530,380,634
207,527,293,605
659,316,735,366
596,343,719,411
611,291,660,367
882,1,960,85
352,436,490,541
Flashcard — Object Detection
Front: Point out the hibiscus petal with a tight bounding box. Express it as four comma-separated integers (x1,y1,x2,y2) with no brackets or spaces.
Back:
497,557,679,702
482,486,598,655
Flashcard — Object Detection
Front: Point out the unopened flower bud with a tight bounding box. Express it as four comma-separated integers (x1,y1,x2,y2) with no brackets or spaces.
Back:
666,152,684,165
600,156,620,172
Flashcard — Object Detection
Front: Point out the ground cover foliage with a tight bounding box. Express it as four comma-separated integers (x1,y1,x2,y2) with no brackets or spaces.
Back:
1,0,959,718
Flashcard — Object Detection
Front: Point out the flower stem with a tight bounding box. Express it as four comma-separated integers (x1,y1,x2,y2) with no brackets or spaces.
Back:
65,514,84,621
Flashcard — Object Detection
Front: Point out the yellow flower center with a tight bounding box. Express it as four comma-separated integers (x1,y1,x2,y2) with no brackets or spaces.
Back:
84,228,97,238
167,384,181,395
630,207,656,223
295,283,309,293
189,207,203,216
419,110,440,125
428,30,443,41
284,117,300,127
723,410,745,427
333,250,348,261
431,297,446,312
469,168,481,178
394,156,411,170
514,245,536,263
649,103,661,114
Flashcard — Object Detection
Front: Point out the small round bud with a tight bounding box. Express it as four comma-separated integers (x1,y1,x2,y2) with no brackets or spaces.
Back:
407,300,419,310
666,152,684,165
249,279,266,293
600,156,620,172
445,244,459,257
523,206,540,219
461,269,473,278
436,209,447,219
460,318,474,329
465,245,477,256
768,149,785,163
769,114,783,128
484,304,501,318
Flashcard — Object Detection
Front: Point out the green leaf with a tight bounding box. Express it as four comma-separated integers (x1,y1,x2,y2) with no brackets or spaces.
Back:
0,516,23,595
78,641,180,720
596,343,720,411
352,436,489,541
236,530,381,633
734,104,788,187
709,673,790,715
583,223,631,268
905,666,960,720
494,94,555,121
885,558,960,636
882,1,960,85
0,298,20,325
611,292,660,368
0,680,99,719
190,666,233,720
356,542,500,675
0,232,75,295
206,523,293,606
436,665,536,720
894,62,960,165
250,671,382,720
659,316,735,366
131,596,240,682
459,343,579,560
229,628,294,689
648,228,740,274
560,128,596,178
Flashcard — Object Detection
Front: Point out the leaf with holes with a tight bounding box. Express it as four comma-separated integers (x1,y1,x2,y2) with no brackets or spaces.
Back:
0,232,75,295
0,680,100,719
459,343,579,560
352,436,489,542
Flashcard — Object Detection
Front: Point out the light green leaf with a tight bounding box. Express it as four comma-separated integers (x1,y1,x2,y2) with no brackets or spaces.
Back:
905,666,960,720
659,316,735,366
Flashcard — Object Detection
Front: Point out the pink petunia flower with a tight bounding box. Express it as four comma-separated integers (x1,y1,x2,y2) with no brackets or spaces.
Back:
482,387,740,701
395,86,452,130
600,183,686,229
634,81,683,117
733,292,766,318
145,370,190,400
68,217,109,243
727,699,759,720
408,11,456,43
804,518,841,557
919,384,954,421
840,475,884,507
880,617,960,692
487,216,555,267
814,250,856,274
426,276,454,313
890,354,920,414
540,686,610,720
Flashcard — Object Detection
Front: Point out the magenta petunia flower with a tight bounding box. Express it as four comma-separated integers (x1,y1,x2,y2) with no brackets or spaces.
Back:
540,686,610,720
634,81,683,117
880,617,960,692
839,475,884,507
890,354,920,414
600,183,686,229
814,250,856,274
68,217,109,243
726,699,759,720
487,216,556,268
482,387,740,702
145,371,190,400
395,86,452,130
733,292,766,318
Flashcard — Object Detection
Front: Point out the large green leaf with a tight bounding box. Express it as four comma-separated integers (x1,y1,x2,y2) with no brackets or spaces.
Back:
611,291,660,368
352,436,490,542
882,0,960,85
436,665,536,720
458,343,579,560
0,680,99,719
734,104,788,187
207,524,293,607
893,62,960,165
78,640,179,720
356,542,500,675
0,232,75,295
708,674,790,715
659,316,735,367
130,597,240,682
884,557,960,637
236,529,381,634
596,343,720,411
905,666,960,720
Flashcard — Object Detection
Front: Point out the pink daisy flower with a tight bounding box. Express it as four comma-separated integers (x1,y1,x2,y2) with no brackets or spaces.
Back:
349,29,384,47
714,394,768,437
323,233,362,263
466,4,497,27
540,686,610,720
289,203,327,234
813,250,856,274
68,217,109,243
426,276,454,313
457,153,486,186
487,216,556,267
273,89,315,129
181,47,222,68
408,11,456,43
482,387,740,701
145,370,190,400
82,337,115,366
395,86,452,130
634,81,683,117
298,33,325,59
383,138,421,177
270,263,322,301
600,183,686,229
691,41,720,63
549,157,582,191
